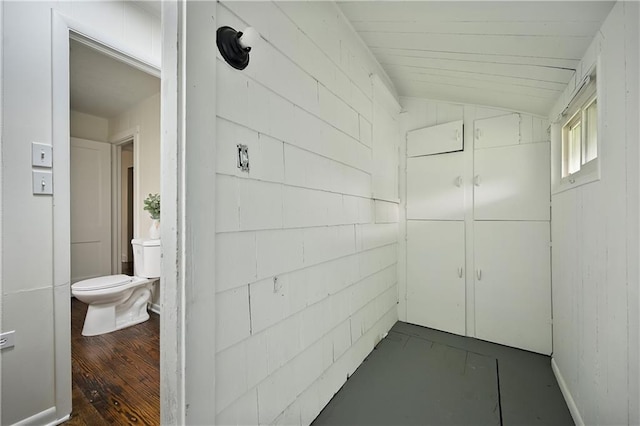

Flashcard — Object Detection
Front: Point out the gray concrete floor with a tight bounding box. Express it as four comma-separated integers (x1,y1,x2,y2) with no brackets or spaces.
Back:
313,322,574,426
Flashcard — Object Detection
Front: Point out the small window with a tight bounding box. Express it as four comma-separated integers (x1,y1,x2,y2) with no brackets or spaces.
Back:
560,77,598,183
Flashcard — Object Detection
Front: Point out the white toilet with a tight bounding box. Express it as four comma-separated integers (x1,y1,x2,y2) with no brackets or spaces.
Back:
72,238,160,336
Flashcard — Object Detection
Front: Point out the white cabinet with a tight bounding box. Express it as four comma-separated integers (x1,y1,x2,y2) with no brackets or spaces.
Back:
407,120,463,157
474,221,552,354
407,152,465,220
404,111,551,354
407,221,466,336
474,143,550,221
474,113,520,149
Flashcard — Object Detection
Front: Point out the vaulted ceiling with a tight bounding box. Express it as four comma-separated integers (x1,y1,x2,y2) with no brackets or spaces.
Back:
338,1,615,115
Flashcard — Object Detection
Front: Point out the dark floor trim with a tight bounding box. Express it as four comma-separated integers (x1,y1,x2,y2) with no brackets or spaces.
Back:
496,359,504,426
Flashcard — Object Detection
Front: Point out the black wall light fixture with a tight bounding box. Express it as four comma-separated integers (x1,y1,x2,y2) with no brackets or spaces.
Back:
216,26,258,70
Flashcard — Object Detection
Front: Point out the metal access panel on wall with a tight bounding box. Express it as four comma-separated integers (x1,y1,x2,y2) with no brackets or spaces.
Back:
407,120,463,157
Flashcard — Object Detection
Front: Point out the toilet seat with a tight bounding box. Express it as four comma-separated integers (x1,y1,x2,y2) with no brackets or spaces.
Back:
72,274,132,291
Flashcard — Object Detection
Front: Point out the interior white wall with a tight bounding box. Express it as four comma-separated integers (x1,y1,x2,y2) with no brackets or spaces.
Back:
70,110,109,142
109,92,160,240
397,97,550,335
549,2,639,425
214,1,400,423
0,2,160,424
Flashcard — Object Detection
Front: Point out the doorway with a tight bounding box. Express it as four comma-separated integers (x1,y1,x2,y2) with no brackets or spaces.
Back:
67,34,161,423
112,138,138,276
124,145,134,275
49,6,183,423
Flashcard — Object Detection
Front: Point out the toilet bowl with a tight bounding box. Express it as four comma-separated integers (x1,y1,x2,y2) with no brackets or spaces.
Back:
72,238,160,336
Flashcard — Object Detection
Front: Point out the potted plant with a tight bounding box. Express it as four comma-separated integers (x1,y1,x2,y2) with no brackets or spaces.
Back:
144,193,161,239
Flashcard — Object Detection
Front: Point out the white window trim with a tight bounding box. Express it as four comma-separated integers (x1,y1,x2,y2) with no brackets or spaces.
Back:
552,61,601,195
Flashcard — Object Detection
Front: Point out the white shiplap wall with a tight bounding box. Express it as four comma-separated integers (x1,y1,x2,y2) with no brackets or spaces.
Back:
214,2,400,424
549,2,639,425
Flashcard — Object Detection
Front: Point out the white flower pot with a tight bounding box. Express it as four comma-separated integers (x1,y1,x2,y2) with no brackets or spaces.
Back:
149,219,160,240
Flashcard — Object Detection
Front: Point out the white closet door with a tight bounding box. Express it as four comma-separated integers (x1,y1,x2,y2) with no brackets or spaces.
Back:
474,143,550,221
474,113,520,149
71,137,112,283
474,221,551,355
407,120,463,157
407,221,466,336
407,152,465,220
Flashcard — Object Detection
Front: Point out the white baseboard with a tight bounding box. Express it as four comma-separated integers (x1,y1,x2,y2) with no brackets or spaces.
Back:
149,302,161,315
551,357,584,426
11,407,70,426
51,414,71,426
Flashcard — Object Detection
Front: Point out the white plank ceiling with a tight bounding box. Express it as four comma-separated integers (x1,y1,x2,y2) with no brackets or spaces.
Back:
338,1,616,115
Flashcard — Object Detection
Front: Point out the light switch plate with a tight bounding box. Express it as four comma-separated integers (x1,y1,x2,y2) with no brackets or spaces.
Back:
33,171,53,195
32,142,53,168
0,330,15,350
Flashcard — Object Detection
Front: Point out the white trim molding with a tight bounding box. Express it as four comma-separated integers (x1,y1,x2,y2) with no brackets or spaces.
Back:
10,407,70,426
110,126,140,273
159,1,183,423
551,358,585,426
51,11,74,422
160,1,218,423
0,8,4,423
182,1,218,422
149,302,162,315
160,0,217,425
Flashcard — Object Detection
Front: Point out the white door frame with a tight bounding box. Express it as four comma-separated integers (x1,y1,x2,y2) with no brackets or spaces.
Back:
110,128,139,275
51,10,172,422
0,5,4,422
160,1,218,423
53,3,218,423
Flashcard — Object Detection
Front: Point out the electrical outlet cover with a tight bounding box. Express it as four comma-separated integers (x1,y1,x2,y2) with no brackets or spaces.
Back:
237,144,249,172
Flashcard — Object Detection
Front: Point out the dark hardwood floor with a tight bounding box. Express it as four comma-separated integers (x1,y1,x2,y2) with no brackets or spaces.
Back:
65,298,159,425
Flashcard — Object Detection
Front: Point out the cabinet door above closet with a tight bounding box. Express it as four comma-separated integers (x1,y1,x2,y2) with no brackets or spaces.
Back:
407,152,465,220
407,120,463,157
474,143,550,221
474,113,520,149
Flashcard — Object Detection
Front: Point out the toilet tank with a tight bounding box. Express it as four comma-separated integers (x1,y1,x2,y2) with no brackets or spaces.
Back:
131,238,161,278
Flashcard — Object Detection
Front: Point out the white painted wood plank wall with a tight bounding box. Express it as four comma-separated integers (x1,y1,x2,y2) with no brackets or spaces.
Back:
214,2,400,424
549,3,639,425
